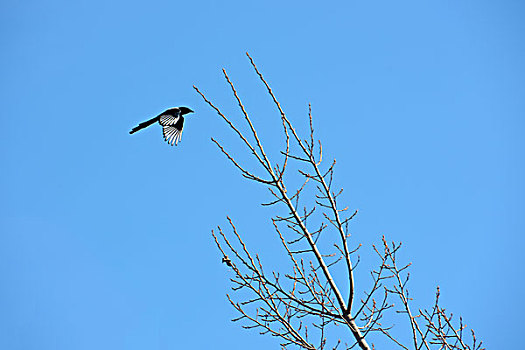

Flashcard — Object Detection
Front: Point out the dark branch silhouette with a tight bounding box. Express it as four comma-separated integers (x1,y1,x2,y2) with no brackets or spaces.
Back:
194,53,483,350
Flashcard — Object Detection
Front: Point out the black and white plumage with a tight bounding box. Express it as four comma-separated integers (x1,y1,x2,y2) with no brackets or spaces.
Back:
129,107,194,146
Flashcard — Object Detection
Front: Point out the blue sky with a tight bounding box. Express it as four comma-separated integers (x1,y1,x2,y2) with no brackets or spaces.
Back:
1,0,524,348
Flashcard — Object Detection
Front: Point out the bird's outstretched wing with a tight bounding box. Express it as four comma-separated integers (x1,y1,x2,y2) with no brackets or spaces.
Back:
159,112,184,146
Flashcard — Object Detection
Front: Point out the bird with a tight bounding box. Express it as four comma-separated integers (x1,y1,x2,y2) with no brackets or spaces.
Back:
222,256,233,267
129,107,194,146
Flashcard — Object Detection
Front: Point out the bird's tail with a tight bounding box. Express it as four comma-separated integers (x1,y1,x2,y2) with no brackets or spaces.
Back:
129,116,159,134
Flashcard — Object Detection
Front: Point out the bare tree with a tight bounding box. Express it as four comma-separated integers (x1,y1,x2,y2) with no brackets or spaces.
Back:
194,53,483,350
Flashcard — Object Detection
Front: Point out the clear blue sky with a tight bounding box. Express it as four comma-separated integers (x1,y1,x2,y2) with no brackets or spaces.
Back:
1,0,523,348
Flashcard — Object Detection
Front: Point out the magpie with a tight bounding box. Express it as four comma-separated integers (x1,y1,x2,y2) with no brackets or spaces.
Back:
129,107,194,146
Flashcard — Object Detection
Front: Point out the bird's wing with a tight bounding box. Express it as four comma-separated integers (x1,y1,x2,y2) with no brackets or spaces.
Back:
158,111,181,126
162,125,183,146
159,113,184,146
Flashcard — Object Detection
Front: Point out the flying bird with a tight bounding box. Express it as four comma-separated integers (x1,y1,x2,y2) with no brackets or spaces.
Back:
129,107,194,146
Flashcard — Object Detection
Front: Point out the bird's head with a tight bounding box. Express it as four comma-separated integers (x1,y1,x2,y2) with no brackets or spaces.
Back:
179,107,194,115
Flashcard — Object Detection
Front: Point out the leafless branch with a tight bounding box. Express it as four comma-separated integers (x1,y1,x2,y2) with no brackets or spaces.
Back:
194,53,482,350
